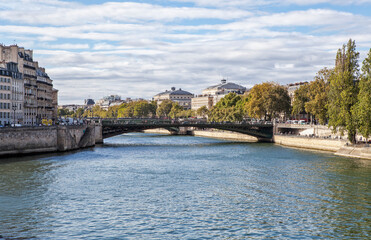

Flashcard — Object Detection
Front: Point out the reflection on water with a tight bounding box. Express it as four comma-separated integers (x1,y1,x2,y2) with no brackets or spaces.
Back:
0,133,370,239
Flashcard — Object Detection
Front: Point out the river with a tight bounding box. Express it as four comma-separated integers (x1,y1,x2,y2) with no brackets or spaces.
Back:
0,133,370,239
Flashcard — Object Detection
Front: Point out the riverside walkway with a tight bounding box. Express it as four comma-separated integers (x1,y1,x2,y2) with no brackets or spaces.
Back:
99,118,274,142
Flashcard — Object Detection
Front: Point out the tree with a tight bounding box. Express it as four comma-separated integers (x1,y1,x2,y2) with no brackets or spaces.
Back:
156,100,173,117
118,103,134,118
208,93,246,122
292,84,310,116
246,82,290,121
196,106,209,118
328,39,360,143
178,109,194,118
106,105,120,118
74,108,85,118
58,108,73,117
168,103,183,118
353,49,371,140
90,105,107,118
133,101,152,117
148,101,157,117
305,68,332,124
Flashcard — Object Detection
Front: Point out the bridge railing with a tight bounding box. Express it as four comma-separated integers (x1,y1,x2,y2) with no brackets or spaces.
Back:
100,118,273,127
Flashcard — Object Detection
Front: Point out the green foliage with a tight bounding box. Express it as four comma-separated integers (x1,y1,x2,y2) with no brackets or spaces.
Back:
178,109,195,118
133,101,156,117
208,92,246,122
292,84,310,116
73,108,85,118
118,103,134,118
105,105,120,118
58,108,73,117
169,103,183,118
328,39,360,143
305,68,331,124
353,49,371,140
196,106,209,118
246,82,290,121
156,100,173,117
292,68,332,124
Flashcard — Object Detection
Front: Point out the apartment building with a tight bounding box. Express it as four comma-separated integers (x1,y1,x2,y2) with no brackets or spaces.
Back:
0,61,23,125
0,44,57,125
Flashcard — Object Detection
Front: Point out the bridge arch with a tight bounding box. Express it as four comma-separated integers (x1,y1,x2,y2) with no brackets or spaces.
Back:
100,119,273,142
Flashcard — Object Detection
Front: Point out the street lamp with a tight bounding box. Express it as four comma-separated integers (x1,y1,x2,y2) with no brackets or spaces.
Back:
12,104,17,127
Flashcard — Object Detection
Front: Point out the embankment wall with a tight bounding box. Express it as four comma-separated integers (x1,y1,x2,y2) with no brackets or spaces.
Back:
273,135,346,152
143,128,370,160
193,130,258,142
0,124,97,157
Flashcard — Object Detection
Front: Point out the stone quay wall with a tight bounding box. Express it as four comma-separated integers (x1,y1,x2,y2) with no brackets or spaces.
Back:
273,135,346,152
193,129,258,142
143,128,370,160
0,124,98,157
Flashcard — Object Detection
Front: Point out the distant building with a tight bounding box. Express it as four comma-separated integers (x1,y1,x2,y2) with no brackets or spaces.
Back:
153,87,194,110
59,104,85,113
192,79,247,111
96,95,124,110
286,82,309,104
84,99,95,106
103,95,121,102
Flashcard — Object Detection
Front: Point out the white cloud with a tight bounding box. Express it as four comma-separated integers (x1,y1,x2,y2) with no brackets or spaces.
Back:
0,1,251,26
171,0,371,7
0,0,370,104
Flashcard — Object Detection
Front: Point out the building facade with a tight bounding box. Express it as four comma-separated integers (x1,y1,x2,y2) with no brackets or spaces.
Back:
287,82,308,104
0,62,23,126
0,68,11,125
36,66,56,122
153,87,194,110
96,95,124,110
0,44,57,125
192,79,247,111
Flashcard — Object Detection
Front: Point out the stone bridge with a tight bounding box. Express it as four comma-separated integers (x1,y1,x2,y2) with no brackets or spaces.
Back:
100,119,274,142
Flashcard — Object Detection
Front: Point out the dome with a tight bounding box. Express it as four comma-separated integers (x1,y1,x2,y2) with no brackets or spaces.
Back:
205,79,246,91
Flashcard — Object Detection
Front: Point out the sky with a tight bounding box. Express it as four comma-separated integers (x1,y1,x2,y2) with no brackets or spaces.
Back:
0,0,371,104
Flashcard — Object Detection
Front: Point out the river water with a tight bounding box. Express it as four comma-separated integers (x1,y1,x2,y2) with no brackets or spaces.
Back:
0,133,370,239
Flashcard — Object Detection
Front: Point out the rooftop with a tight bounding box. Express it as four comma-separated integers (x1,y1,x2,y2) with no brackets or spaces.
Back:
155,87,193,96
205,79,246,91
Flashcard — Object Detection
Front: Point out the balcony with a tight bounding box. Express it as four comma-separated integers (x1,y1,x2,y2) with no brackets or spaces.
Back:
23,64,36,70
24,74,37,79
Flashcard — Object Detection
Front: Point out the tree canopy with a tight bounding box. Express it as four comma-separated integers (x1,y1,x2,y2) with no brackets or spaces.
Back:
246,82,290,121
328,39,360,143
353,49,371,140
208,93,246,122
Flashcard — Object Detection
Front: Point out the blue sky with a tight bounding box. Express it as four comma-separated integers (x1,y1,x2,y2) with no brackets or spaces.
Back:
0,0,370,104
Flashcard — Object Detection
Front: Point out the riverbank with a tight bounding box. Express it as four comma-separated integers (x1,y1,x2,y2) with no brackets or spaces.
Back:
143,128,371,160
273,135,345,152
0,124,100,158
